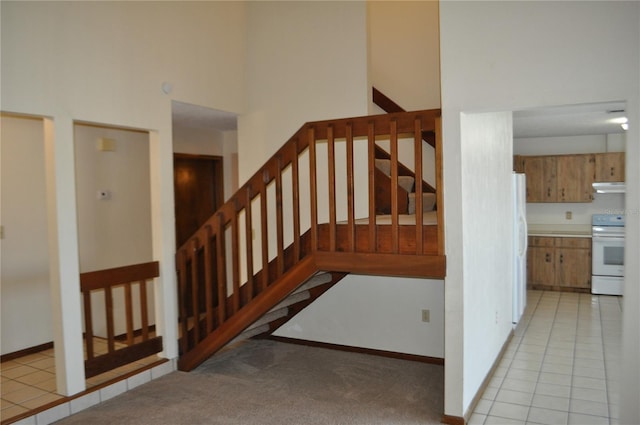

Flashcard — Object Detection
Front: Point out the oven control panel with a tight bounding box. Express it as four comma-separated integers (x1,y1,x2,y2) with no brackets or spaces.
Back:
592,214,625,226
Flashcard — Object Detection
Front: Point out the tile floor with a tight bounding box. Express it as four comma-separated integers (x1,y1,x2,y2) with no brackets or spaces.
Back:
1,339,160,424
469,290,622,425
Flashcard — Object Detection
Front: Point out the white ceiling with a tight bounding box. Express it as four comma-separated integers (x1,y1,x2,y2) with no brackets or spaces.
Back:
172,101,237,132
513,101,627,138
171,100,628,139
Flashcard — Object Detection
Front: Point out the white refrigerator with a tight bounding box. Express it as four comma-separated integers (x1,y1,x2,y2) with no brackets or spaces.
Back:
512,172,528,325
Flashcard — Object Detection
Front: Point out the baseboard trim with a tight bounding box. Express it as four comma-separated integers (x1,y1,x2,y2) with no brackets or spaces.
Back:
267,336,444,365
462,328,515,421
441,414,465,425
1,341,53,363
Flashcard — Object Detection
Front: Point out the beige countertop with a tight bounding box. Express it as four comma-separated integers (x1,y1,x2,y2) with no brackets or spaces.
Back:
527,223,591,238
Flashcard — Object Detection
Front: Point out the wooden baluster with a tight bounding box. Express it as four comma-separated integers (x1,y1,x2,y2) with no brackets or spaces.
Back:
367,122,377,252
414,117,424,255
390,120,399,253
231,210,240,313
124,282,134,345
215,215,227,325
105,286,115,353
190,238,200,343
204,225,214,333
260,180,269,291
245,188,255,301
346,123,355,252
292,140,301,261
275,157,284,276
83,290,94,360
139,279,149,341
308,127,318,251
327,125,336,251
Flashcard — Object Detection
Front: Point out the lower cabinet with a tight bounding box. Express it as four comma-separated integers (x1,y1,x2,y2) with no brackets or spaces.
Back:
527,236,591,292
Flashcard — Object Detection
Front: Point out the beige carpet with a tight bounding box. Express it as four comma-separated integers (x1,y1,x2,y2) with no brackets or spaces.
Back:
55,339,444,424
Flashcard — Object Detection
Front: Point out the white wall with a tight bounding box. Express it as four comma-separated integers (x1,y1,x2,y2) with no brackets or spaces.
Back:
1,0,247,395
275,275,444,358
460,111,514,406
0,115,53,355
368,1,441,111
439,1,639,419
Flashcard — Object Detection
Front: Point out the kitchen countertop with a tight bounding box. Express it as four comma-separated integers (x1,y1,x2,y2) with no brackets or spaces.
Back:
528,223,591,238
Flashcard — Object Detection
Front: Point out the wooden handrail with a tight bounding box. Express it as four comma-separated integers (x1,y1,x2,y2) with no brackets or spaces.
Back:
176,109,444,369
80,261,162,378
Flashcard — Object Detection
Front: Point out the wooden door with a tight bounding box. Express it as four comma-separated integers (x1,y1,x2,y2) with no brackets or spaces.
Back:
556,155,594,202
524,156,557,202
594,152,625,182
174,154,224,248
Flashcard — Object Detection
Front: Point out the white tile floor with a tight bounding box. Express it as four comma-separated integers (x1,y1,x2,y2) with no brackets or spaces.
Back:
469,290,622,425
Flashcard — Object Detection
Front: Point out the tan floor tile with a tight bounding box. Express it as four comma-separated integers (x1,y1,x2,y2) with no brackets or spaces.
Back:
13,353,49,365
0,403,29,419
1,365,39,380
15,370,55,386
0,361,23,372
33,377,58,392
1,379,30,394
2,385,49,404
27,357,56,370
19,392,64,409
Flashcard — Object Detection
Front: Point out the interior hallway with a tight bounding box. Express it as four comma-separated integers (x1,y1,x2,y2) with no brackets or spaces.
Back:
470,290,622,425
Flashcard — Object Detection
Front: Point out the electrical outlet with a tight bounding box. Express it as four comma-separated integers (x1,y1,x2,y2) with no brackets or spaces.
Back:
421,309,430,323
565,211,572,220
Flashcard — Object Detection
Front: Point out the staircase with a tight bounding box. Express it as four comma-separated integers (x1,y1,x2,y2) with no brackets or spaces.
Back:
176,108,445,371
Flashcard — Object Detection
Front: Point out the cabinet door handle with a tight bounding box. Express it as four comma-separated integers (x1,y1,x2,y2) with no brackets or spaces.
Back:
561,188,565,197
545,253,550,262
547,188,551,197
560,253,564,264
610,166,614,176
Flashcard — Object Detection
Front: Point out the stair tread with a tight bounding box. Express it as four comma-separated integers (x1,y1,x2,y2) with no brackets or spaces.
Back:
408,192,436,214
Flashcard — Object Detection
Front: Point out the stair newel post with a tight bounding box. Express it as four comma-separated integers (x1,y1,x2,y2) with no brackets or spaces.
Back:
203,225,214,333
414,117,424,254
275,155,285,277
345,123,355,252
215,214,227,326
327,125,337,252
291,139,301,262
390,119,399,253
231,199,241,313
177,249,189,353
367,121,377,252
244,187,255,302
308,126,318,252
260,169,269,292
190,237,201,344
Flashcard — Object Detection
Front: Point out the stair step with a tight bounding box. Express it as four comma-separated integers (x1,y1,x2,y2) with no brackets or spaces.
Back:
292,271,332,294
375,158,391,176
408,192,436,214
375,159,415,193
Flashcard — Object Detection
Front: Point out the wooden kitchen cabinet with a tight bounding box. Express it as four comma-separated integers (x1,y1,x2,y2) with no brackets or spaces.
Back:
527,236,591,292
523,156,557,202
556,155,595,202
594,152,625,182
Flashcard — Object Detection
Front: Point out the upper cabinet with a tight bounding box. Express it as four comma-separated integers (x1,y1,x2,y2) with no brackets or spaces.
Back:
514,152,625,203
594,152,625,182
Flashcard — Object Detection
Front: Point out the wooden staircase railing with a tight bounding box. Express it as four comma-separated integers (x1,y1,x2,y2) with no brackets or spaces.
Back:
176,109,444,371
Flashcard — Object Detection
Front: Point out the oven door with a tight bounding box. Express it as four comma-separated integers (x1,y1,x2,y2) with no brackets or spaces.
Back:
592,234,625,277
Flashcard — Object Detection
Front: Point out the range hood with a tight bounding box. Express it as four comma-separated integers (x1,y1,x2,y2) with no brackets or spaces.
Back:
592,182,626,194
